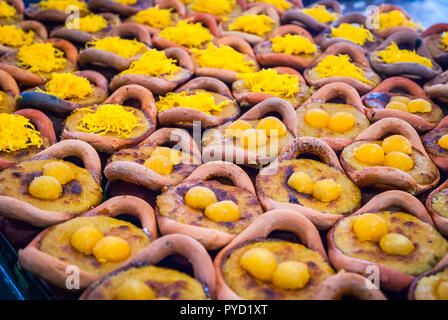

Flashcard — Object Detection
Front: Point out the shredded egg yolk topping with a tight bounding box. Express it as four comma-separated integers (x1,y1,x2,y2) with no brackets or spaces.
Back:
159,19,213,48
229,14,275,37
68,14,108,33
36,73,93,100
0,113,43,153
302,5,339,23
0,25,34,47
354,135,414,172
378,10,421,31
249,0,291,10
239,69,300,101
385,96,432,113
192,44,257,73
76,104,143,139
190,0,235,17
287,171,342,202
28,161,75,200
113,0,136,5
0,1,16,18
156,91,230,115
376,42,432,68
271,34,317,56
38,0,89,13
120,49,180,77
87,37,147,58
441,32,448,51
330,23,374,46
438,134,448,150
314,54,374,85
17,43,66,73
305,109,355,133
132,6,173,29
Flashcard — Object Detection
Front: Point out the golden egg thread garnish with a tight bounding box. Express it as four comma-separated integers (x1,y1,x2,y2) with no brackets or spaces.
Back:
68,14,108,33
0,1,16,18
441,32,448,51
0,25,34,47
17,43,66,73
86,37,147,58
112,0,137,5
302,5,339,23
229,14,275,37
0,113,43,153
156,91,230,115
36,73,93,100
330,23,374,46
377,10,421,31
249,0,291,10
271,34,317,56
120,49,180,77
37,0,89,13
132,5,173,29
375,42,432,68
189,0,235,17
159,19,213,48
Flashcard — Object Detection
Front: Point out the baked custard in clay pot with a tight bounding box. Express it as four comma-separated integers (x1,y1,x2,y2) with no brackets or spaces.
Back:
191,35,259,83
296,82,370,151
362,77,443,132
256,137,361,230
88,0,153,17
0,38,77,87
0,109,56,169
18,195,158,289
156,77,239,128
408,262,448,300
156,161,264,250
280,1,341,36
421,116,448,172
80,234,215,300
50,13,120,44
62,84,157,154
184,0,245,20
104,127,201,191
0,140,102,226
255,24,319,70
214,209,336,300
0,20,47,54
304,42,380,95
78,23,152,72
424,69,448,104
0,69,20,113
426,178,448,236
109,47,194,95
421,23,448,70
328,190,448,291
24,0,89,23
0,0,24,25
18,71,109,116
340,118,440,195
369,31,442,81
219,4,280,45
202,97,297,167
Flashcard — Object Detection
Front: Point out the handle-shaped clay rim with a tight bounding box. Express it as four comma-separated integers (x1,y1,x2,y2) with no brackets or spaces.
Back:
106,23,152,47
88,0,142,16
46,38,78,66
14,108,57,145
184,12,220,37
215,35,256,59
268,24,315,42
0,69,19,96
16,20,48,41
214,209,327,300
8,0,24,13
156,0,186,16
319,41,370,67
421,23,448,38
24,7,71,23
426,178,448,236
176,76,233,98
367,76,428,97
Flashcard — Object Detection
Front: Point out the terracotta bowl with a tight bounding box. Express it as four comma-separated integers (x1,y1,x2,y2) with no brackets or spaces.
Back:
0,69,20,113
61,84,157,154
88,0,153,17
421,116,448,172
0,20,47,54
104,127,202,191
369,4,423,38
80,234,216,299
18,195,158,289
424,69,448,104
0,0,24,25
426,177,448,236
408,262,448,300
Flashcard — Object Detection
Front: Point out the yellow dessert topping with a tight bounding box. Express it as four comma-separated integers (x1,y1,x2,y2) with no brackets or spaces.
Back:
328,112,355,133
225,120,253,138
190,0,235,17
159,19,213,48
113,0,137,5
115,280,156,300
151,146,181,165
156,91,230,115
184,186,217,209
192,44,257,73
312,179,341,202
407,99,432,113
132,6,173,29
272,261,310,290
0,25,34,47
144,154,173,175
354,143,385,165
386,101,408,112
353,213,388,242
0,113,43,153
437,281,448,300
17,43,66,73
86,37,147,58
376,42,432,68
379,232,415,255
28,176,63,200
38,0,89,12
120,49,180,77
390,95,411,105
287,171,314,194
43,161,74,184
314,54,373,85
256,116,287,137
229,14,275,37
305,109,330,128
438,134,448,150
76,104,143,139
382,135,412,155
204,200,240,222
93,236,131,263
330,23,374,46
36,73,93,100
441,32,448,51
271,34,317,56
70,226,104,255
302,5,338,23
249,0,291,10
240,128,268,148
378,10,420,31
239,69,300,101
383,151,414,172
0,1,16,18
71,14,108,33
239,248,277,281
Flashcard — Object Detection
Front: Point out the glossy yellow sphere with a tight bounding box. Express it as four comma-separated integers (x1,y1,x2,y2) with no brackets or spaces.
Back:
239,248,277,281
287,171,314,194
328,112,355,133
28,176,63,200
256,116,287,137
407,99,432,113
354,143,385,165
385,101,408,112
379,232,415,255
240,129,268,149
381,135,412,155
144,154,173,175
151,146,181,165
204,200,240,222
383,151,414,172
353,213,388,242
93,236,131,263
70,226,104,255
438,134,448,150
272,261,310,290
184,186,217,209
115,280,156,300
305,109,330,128
225,120,252,138
312,179,341,202
43,161,74,184
390,95,411,105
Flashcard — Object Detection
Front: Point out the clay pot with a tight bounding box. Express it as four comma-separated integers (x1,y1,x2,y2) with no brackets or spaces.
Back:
424,69,448,104
370,31,442,81
88,0,153,17
304,42,381,95
0,20,47,54
109,47,194,95
408,263,448,300
421,116,448,172
422,23,448,70
328,190,437,291
369,4,422,38
18,195,158,289
0,0,24,25
362,77,443,132
0,69,19,113
80,234,216,299
202,97,297,167
157,76,240,128
18,70,109,116
426,177,448,236
61,84,157,154
104,127,202,191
